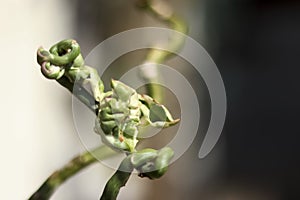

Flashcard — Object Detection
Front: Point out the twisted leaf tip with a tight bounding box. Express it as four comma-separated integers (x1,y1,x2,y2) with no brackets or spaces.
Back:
36,39,104,102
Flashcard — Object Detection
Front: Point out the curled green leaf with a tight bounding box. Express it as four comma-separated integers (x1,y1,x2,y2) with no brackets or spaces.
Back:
131,147,174,179
138,147,174,179
36,39,104,101
139,94,180,127
131,148,158,168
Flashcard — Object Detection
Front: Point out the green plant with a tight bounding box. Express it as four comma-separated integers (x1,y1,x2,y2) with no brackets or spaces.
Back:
29,1,187,199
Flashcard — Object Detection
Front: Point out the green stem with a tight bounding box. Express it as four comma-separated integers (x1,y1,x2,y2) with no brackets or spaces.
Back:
57,76,99,113
29,145,116,200
99,156,133,200
138,0,188,102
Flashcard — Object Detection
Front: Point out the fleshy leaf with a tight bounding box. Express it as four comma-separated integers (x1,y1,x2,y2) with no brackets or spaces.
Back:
95,80,179,152
137,147,174,179
139,94,180,128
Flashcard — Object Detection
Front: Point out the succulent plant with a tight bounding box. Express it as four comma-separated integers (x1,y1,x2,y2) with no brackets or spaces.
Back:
95,79,179,152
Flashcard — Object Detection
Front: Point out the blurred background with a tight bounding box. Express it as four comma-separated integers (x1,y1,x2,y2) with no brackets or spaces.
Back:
1,0,300,199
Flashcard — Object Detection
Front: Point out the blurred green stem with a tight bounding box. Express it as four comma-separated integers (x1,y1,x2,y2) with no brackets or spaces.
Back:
29,145,116,200
138,0,188,102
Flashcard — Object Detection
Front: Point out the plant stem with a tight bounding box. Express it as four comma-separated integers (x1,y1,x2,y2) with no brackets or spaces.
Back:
138,0,188,102
29,145,116,200
57,75,99,114
99,156,133,200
